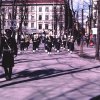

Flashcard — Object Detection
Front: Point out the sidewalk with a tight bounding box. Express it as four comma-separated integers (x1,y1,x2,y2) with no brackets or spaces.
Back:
0,45,100,100
75,45,96,58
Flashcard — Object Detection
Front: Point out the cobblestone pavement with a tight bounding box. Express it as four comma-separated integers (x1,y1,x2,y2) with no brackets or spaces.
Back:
0,44,100,100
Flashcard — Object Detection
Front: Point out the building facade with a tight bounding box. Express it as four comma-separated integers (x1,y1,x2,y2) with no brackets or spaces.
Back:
92,0,98,28
1,0,65,34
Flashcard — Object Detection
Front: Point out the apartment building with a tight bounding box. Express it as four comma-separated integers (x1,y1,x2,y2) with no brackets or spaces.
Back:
1,0,64,34
92,0,98,28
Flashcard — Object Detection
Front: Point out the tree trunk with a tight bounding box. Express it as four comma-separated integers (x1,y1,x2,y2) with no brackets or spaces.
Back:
80,9,84,54
0,0,2,57
95,1,100,60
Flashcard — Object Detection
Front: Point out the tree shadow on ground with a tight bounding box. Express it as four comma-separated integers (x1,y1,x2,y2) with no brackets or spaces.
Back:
0,65,100,88
0,68,79,87
79,53,95,59
0,66,100,88
74,50,95,59
90,95,100,100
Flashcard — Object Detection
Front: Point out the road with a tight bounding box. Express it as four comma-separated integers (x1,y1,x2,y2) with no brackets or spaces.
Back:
0,44,100,100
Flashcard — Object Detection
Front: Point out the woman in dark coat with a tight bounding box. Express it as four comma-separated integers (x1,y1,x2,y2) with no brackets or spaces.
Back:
1,29,17,80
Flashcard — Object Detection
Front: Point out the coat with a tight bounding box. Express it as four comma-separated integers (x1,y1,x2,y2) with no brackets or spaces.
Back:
1,36,17,68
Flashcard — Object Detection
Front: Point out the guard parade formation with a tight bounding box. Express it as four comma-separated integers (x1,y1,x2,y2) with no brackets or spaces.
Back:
18,30,75,54
0,29,77,80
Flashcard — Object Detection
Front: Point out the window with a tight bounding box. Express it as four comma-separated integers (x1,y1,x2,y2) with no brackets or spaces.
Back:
59,23,63,30
39,7,42,12
19,7,23,12
39,15,42,20
25,14,28,20
19,15,21,20
25,8,28,13
31,23,34,28
94,12,97,18
31,15,34,20
53,6,57,12
31,6,35,11
45,15,49,20
8,8,12,12
1,8,5,12
59,6,63,12
24,21,28,26
45,7,49,12
59,15,63,20
39,24,42,29
8,12,11,19
45,24,48,29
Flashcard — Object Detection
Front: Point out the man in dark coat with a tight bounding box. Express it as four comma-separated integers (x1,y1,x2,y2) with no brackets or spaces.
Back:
61,35,67,49
46,34,53,54
69,36,74,53
20,34,25,52
32,33,40,52
0,29,17,80
55,35,61,52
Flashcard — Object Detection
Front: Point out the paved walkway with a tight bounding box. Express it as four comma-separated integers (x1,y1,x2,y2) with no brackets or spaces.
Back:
0,44,100,100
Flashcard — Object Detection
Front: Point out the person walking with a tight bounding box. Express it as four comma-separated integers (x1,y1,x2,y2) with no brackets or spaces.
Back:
0,29,17,80
55,35,61,52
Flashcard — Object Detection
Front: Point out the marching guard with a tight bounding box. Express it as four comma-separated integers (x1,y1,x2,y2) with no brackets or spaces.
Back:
0,29,17,80
61,35,67,49
51,34,55,49
24,34,30,50
46,34,53,54
20,34,25,52
44,34,49,53
55,35,61,52
36,34,41,50
69,36,75,53
67,35,71,52
32,33,40,52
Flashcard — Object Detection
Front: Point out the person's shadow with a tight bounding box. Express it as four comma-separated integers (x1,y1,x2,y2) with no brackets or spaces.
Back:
90,95,100,100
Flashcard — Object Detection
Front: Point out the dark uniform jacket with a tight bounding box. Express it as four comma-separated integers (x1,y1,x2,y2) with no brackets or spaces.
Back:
1,36,17,68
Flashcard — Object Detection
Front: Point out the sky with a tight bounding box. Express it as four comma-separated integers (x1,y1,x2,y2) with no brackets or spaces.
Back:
72,0,91,22
73,0,91,11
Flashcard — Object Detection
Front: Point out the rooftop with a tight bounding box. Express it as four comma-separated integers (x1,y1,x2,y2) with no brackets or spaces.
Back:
2,0,64,5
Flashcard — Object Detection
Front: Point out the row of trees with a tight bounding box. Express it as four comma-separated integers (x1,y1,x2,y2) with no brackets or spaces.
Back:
64,0,100,60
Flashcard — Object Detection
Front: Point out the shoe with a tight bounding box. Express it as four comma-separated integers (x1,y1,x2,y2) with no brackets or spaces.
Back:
52,47,54,49
18,51,21,54
61,47,63,49
70,51,72,54
5,76,11,81
57,50,59,53
5,76,9,80
36,48,38,51
33,50,35,53
55,49,57,51
67,49,70,52
45,50,47,52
